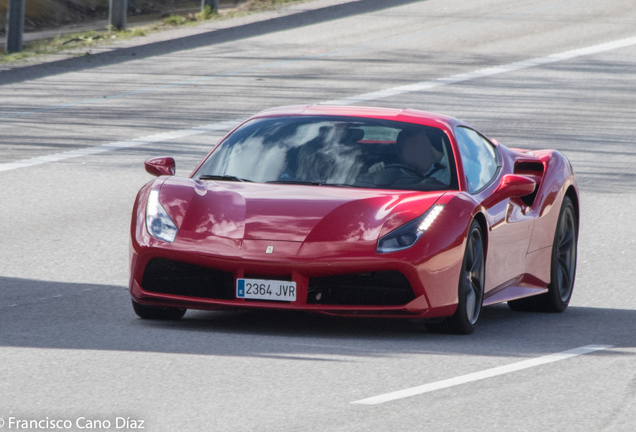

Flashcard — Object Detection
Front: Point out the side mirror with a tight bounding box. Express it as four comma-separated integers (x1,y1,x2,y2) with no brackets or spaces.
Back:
144,157,176,177
494,174,536,199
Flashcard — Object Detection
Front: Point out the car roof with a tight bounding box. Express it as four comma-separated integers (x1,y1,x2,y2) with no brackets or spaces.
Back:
250,105,463,131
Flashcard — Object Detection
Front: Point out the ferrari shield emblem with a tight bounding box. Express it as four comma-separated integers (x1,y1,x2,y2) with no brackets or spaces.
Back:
266,246,274,254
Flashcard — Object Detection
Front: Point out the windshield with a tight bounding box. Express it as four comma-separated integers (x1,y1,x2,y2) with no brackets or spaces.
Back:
194,116,458,192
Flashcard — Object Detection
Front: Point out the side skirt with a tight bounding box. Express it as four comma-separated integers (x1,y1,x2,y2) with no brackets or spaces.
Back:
483,274,548,306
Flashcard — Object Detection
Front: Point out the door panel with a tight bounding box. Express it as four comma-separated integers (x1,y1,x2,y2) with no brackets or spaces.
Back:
484,198,534,292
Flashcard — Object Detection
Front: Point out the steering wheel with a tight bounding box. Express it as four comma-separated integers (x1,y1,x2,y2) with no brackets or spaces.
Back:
383,163,425,178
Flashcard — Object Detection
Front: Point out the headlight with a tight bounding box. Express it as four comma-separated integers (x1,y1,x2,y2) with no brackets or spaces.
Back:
146,189,178,243
377,205,444,253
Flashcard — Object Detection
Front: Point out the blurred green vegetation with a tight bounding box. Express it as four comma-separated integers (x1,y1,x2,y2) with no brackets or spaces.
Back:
1,0,309,62
0,1,248,31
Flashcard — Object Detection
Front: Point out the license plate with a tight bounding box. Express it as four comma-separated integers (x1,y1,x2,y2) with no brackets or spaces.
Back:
236,278,297,302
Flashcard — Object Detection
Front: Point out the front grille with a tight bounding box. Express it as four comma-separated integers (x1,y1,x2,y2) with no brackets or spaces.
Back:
141,258,235,300
307,271,415,306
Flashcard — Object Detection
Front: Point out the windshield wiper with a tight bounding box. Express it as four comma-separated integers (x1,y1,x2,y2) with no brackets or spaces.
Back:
198,175,253,182
322,183,366,188
266,180,324,186
266,180,363,188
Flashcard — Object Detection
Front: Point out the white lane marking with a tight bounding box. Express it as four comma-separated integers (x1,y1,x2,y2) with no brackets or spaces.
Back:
0,0,589,120
351,344,613,405
1,35,636,173
323,36,636,105
0,120,242,173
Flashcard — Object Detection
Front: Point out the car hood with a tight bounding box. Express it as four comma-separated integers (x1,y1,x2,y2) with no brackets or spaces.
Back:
159,177,445,242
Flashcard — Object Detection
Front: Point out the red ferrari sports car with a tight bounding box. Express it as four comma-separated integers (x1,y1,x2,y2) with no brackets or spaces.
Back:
129,105,578,334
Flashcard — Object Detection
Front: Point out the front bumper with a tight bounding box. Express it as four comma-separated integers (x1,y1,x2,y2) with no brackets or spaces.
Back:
129,239,459,319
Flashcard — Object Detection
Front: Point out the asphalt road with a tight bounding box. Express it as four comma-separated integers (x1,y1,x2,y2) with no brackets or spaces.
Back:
1,0,635,431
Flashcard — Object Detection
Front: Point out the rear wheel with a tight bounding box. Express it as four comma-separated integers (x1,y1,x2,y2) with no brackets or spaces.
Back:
508,195,577,312
132,300,187,320
427,220,485,335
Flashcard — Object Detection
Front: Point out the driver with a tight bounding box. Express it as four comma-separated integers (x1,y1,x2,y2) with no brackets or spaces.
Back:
365,129,447,187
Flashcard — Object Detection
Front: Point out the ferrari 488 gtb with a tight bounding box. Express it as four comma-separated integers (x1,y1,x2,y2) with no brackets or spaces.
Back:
129,105,579,334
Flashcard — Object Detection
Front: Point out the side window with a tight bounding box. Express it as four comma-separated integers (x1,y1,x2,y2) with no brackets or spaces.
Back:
455,127,498,193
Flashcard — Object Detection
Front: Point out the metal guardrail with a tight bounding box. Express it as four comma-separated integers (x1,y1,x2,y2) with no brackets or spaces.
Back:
202,0,220,15
6,0,25,53
4,0,221,53
109,0,128,30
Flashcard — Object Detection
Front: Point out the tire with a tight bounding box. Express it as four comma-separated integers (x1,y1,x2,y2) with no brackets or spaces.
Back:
427,220,485,335
508,195,577,312
132,300,187,320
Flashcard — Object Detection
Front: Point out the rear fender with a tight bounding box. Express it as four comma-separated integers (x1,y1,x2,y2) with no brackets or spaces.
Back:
525,150,578,252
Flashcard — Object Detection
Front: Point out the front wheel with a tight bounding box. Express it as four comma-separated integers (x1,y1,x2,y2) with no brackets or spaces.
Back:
427,220,485,335
132,300,187,320
508,195,577,312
